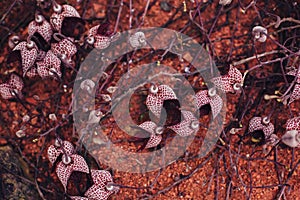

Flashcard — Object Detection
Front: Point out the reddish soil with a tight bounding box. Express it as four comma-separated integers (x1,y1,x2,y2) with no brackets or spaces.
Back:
0,0,299,199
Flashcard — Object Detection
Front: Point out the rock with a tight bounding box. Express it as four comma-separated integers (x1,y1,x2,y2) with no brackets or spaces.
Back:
0,145,39,199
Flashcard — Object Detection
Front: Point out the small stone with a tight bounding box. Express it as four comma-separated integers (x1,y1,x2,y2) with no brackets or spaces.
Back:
49,113,57,121
16,130,25,138
22,115,30,122
160,1,171,12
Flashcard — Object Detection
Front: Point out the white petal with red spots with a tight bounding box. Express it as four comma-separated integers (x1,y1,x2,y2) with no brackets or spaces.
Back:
248,117,274,137
0,74,24,99
56,154,89,191
138,121,163,148
146,85,177,118
28,18,53,42
195,90,223,119
286,116,300,131
13,41,38,74
36,50,62,79
169,110,198,137
84,170,116,200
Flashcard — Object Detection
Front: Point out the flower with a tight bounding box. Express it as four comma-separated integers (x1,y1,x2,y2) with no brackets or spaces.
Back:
50,4,80,32
83,170,119,200
80,79,95,94
47,139,75,164
56,154,89,191
168,110,199,136
86,23,117,50
0,74,24,99
28,14,53,43
252,26,268,43
211,66,243,93
248,116,276,145
12,40,38,75
195,87,223,119
87,110,103,124
146,84,178,118
48,139,89,191
51,38,77,65
138,121,164,148
282,116,300,148
36,50,62,79
129,31,147,48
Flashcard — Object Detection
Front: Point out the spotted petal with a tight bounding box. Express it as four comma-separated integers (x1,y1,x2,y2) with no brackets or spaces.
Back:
210,95,223,119
59,141,75,155
84,170,116,200
286,116,300,131
88,25,111,49
248,117,265,133
228,66,243,84
195,90,210,108
94,35,111,49
145,134,162,149
138,121,157,135
47,141,74,164
51,39,77,64
0,83,13,99
248,117,274,137
91,170,113,188
0,74,24,99
50,5,80,32
289,84,300,104
195,90,223,119
262,123,274,137
211,76,234,93
26,68,38,78
36,50,62,79
168,110,198,137
47,145,60,164
9,74,24,91
56,154,89,191
28,18,53,42
146,85,177,118
13,41,38,74
85,185,113,200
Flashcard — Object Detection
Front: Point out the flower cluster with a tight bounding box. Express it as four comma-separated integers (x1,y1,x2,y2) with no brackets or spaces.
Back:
137,84,200,148
2,2,117,100
47,139,118,199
